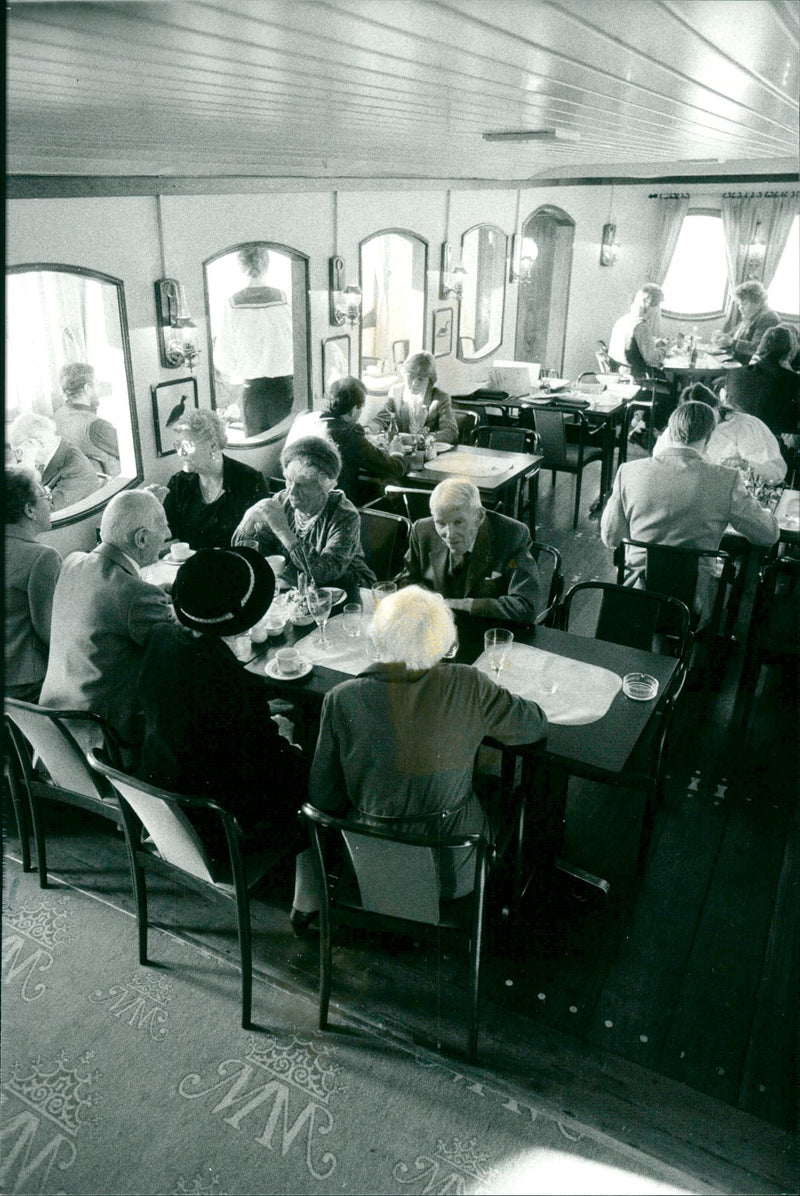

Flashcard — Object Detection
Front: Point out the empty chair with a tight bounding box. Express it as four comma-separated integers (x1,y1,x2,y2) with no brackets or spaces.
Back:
4,700,124,887
735,553,799,731
560,581,692,873
88,752,279,1029
614,539,735,641
454,408,480,444
370,484,434,524
475,425,541,523
531,409,603,528
358,506,410,579
301,802,489,1061
529,542,564,626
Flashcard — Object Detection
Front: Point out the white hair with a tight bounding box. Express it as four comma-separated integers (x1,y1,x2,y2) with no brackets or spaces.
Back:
429,477,483,515
100,489,164,550
8,412,57,447
370,585,455,670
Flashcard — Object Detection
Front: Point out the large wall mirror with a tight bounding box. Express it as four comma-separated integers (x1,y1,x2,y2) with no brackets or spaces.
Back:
359,230,428,386
457,224,508,362
5,264,141,525
205,241,311,444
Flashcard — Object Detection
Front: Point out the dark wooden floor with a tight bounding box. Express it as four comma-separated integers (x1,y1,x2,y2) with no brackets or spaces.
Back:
4,451,797,1178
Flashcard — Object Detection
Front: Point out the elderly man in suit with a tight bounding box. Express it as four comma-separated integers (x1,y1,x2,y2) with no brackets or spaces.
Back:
600,401,779,623
396,478,540,622
40,489,173,754
8,412,101,511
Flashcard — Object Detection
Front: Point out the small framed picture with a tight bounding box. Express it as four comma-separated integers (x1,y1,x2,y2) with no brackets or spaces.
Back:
432,308,453,358
322,334,351,390
151,376,199,456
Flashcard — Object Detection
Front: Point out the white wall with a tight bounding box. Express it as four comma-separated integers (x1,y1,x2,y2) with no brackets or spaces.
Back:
9,180,795,554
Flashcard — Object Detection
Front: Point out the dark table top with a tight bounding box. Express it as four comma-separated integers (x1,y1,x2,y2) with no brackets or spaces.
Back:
403,443,542,494
249,614,679,782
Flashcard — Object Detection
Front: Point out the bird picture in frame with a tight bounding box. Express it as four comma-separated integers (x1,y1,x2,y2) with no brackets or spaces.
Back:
151,376,199,456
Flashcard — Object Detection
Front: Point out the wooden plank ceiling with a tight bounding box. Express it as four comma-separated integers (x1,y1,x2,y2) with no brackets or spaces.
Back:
7,0,799,182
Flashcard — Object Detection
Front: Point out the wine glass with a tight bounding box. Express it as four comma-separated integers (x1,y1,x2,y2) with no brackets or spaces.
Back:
307,587,333,648
484,628,514,681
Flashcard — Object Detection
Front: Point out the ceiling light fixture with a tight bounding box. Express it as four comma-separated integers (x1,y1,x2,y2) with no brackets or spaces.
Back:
483,129,581,143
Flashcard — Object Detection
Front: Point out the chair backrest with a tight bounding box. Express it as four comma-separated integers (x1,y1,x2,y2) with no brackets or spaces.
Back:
5,700,113,803
392,339,409,369
359,507,410,579
596,340,613,373
383,485,434,524
561,581,691,664
475,425,539,454
531,409,569,468
616,539,732,634
454,409,480,445
530,542,564,619
88,752,219,885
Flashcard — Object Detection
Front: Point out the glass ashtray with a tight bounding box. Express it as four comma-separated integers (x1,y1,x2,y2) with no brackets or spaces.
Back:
622,673,659,701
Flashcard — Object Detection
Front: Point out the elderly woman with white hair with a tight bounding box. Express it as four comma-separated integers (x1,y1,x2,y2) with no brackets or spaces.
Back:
234,436,375,595
303,586,546,905
372,351,458,444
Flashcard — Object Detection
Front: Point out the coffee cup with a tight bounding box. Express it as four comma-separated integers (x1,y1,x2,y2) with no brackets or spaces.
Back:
171,542,192,562
275,646,303,675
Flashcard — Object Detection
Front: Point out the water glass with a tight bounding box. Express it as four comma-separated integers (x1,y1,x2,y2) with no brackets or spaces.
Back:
484,628,514,680
536,656,558,696
342,602,362,639
372,581,397,608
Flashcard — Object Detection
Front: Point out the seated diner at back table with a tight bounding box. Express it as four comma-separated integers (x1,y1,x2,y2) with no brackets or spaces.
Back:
370,350,458,445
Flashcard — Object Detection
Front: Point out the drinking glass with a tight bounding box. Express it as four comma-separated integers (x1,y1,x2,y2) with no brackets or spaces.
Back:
536,656,558,696
342,602,362,638
238,538,260,554
372,581,397,608
306,587,333,648
484,628,514,681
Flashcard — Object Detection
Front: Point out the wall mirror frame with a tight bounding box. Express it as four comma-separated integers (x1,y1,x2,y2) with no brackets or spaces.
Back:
456,223,508,363
5,262,142,527
514,205,575,375
358,228,428,383
204,240,311,446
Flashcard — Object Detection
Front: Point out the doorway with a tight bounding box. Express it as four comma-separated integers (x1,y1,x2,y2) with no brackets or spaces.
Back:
514,206,575,374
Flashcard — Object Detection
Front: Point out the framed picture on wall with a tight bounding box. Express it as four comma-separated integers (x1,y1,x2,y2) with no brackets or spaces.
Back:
151,376,199,457
322,334,351,390
432,308,453,358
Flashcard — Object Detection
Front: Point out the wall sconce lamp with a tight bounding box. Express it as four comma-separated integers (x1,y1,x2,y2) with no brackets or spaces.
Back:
329,256,362,326
600,222,619,267
439,241,466,301
509,234,538,283
155,278,200,370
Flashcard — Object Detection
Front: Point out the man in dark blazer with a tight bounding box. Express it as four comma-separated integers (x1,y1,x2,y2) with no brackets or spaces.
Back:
9,411,101,510
40,489,174,753
716,280,780,365
395,478,540,622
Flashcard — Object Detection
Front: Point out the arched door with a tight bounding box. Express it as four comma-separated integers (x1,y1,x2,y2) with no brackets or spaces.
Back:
514,206,575,374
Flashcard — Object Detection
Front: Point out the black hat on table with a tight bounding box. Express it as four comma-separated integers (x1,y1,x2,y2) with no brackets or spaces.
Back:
172,546,275,637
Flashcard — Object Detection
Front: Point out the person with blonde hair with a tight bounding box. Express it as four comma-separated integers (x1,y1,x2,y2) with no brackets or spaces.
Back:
161,407,267,549
301,585,546,906
373,350,458,444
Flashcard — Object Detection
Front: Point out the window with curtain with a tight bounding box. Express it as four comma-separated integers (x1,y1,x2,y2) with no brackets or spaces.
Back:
767,214,799,317
661,211,728,317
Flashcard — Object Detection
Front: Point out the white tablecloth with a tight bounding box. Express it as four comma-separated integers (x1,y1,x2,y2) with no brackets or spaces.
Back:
424,451,512,477
296,613,374,676
473,643,622,725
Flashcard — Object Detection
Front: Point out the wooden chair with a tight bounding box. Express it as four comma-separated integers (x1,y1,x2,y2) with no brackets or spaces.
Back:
614,539,735,642
559,581,692,874
475,425,541,524
529,408,603,529
4,700,124,887
300,803,489,1061
454,408,480,445
735,553,799,731
369,484,433,524
358,506,410,579
530,542,564,626
88,753,278,1029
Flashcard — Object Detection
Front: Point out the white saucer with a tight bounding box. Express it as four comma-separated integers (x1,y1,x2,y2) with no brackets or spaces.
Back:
434,442,454,454
265,657,312,681
165,550,195,565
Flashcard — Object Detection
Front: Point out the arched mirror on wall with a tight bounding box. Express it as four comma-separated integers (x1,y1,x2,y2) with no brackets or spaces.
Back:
514,206,575,374
5,264,141,526
457,224,508,361
359,230,428,391
204,241,310,444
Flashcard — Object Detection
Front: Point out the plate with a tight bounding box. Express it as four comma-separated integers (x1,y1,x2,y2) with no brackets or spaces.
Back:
322,587,347,606
265,657,313,681
434,441,455,454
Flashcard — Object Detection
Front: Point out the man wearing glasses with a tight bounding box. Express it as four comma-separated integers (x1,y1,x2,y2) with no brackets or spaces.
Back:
5,469,61,701
8,411,101,511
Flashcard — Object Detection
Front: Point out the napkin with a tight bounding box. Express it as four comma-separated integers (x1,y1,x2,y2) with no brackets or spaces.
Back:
474,643,622,725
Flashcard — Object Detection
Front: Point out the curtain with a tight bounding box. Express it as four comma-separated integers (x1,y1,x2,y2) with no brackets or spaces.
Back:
757,193,798,288
650,196,689,285
721,196,766,329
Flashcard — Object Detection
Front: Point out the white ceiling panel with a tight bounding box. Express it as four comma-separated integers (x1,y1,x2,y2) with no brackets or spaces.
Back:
7,0,799,183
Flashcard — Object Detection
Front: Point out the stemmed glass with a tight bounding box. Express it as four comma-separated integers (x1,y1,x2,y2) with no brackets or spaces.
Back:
307,587,333,649
484,628,514,681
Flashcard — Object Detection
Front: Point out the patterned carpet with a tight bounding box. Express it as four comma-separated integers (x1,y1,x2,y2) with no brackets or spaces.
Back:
1,862,703,1196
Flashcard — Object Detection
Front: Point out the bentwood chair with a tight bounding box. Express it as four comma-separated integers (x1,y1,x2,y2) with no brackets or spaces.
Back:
4,700,124,888
300,803,489,1062
734,553,799,731
368,484,434,524
454,408,481,445
559,582,692,875
358,506,410,579
529,409,603,529
530,542,564,626
614,540,735,643
475,425,541,524
88,753,278,1029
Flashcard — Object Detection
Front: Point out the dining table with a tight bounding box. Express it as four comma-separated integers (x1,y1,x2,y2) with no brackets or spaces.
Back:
661,347,741,404
248,606,679,893
774,487,799,545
